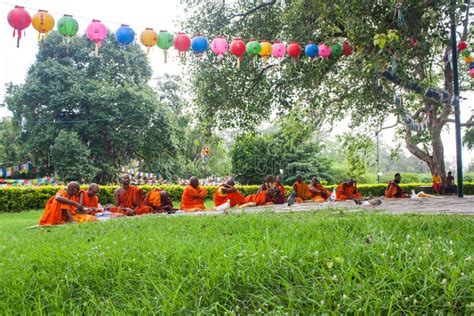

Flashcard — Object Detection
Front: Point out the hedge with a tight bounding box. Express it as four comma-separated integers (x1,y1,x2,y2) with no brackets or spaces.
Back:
1,183,473,213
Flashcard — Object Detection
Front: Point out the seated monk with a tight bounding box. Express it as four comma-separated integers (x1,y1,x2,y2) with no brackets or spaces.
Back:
336,179,362,201
243,187,279,206
110,174,153,215
385,173,409,198
308,176,331,202
79,183,101,215
180,176,208,212
39,181,97,225
272,175,286,204
214,178,246,207
257,175,275,193
293,175,313,203
143,187,176,213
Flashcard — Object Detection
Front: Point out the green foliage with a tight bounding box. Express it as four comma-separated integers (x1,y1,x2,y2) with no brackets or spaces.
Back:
4,32,179,183
337,133,375,179
1,211,473,313
51,130,99,182
463,128,474,150
0,119,22,164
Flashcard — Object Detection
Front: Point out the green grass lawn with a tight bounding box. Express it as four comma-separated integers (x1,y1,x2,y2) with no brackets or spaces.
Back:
0,210,473,314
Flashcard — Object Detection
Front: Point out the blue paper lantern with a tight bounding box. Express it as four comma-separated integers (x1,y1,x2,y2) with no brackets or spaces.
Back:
115,24,135,48
470,62,474,69
191,35,209,54
305,43,318,59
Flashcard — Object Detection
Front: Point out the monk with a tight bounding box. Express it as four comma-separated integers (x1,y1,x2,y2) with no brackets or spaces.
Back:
243,187,279,206
308,176,331,202
79,183,101,214
432,173,442,194
273,175,286,204
214,178,246,207
180,176,208,212
293,175,313,203
111,174,153,215
143,187,176,213
385,173,409,198
336,179,362,201
39,181,97,225
257,175,274,193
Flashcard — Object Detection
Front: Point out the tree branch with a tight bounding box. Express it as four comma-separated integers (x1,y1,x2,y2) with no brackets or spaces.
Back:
228,1,277,22
446,116,474,127
462,1,471,41
405,128,432,165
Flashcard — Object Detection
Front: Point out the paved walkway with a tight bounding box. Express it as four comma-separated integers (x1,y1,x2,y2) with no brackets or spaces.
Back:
173,196,474,217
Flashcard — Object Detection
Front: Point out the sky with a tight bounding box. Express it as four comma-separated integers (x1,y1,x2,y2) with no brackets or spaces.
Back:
0,0,473,171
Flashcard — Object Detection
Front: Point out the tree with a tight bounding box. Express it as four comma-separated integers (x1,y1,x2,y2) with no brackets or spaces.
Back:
463,128,474,150
51,130,99,182
4,32,179,183
0,118,22,164
180,0,474,183
337,133,375,179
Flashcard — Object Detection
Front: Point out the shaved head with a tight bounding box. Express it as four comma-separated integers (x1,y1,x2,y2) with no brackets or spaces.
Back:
67,181,80,196
225,178,236,186
88,183,99,196
189,176,199,188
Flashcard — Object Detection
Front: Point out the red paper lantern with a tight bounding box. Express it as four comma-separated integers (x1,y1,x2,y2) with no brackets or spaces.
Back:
230,38,246,68
287,42,302,59
174,32,191,58
342,41,352,56
458,41,468,51
7,5,31,47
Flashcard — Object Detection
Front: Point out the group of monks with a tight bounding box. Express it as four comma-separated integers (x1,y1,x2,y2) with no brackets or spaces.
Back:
39,173,411,226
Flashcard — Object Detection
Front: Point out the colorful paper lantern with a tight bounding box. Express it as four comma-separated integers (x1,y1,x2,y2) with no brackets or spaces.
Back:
230,38,246,68
304,43,318,59
272,41,286,58
463,55,474,64
342,41,352,56
115,24,135,49
287,42,302,59
86,19,108,57
210,36,228,60
7,5,31,48
57,14,79,39
32,10,55,42
318,44,331,59
470,62,474,69
139,28,157,54
462,49,471,57
157,30,174,63
470,68,474,78
191,35,208,54
458,41,468,51
174,32,191,60
331,43,343,57
259,41,272,65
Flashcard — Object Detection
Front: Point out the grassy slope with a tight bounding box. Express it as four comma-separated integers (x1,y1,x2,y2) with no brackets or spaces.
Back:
0,210,473,314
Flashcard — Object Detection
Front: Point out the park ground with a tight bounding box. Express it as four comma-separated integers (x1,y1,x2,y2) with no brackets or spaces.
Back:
0,199,473,314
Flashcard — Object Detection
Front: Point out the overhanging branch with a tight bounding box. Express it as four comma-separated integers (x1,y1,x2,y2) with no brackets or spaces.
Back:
228,0,277,22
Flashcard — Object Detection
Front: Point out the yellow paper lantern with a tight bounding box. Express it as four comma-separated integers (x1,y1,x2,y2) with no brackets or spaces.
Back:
259,40,273,65
32,10,55,41
463,55,474,64
140,28,158,54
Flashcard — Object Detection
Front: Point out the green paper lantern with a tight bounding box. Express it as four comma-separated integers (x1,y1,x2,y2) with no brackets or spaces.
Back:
246,40,261,56
57,14,79,38
331,43,343,57
462,49,471,57
157,30,174,63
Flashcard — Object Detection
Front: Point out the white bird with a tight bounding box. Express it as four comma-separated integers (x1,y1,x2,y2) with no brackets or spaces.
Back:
328,188,336,202
215,200,231,212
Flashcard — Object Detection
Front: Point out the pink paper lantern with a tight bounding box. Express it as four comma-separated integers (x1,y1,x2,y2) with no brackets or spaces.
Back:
470,68,474,78
318,44,331,59
272,41,286,58
86,19,107,56
211,36,228,60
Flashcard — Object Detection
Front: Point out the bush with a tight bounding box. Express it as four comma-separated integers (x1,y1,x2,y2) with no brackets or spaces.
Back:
1,183,473,213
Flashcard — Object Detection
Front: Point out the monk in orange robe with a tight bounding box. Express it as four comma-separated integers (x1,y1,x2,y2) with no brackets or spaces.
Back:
336,179,362,201
79,183,101,215
385,173,409,198
293,175,313,203
39,181,97,225
308,176,330,202
111,174,153,215
180,176,208,212
214,178,246,207
143,187,176,213
257,175,274,193
273,175,286,204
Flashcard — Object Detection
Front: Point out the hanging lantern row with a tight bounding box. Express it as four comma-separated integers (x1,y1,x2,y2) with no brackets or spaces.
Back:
458,40,474,79
6,5,353,63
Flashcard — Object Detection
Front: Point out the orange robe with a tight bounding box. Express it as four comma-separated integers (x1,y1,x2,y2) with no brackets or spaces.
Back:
39,189,97,226
213,185,246,207
273,183,286,204
111,186,152,215
294,182,313,203
180,185,208,212
274,183,286,197
80,190,99,208
244,191,269,206
336,183,362,200
385,181,407,198
309,183,330,202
